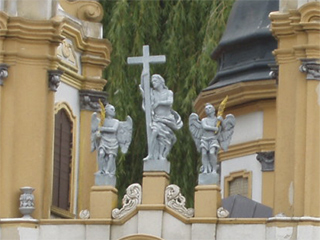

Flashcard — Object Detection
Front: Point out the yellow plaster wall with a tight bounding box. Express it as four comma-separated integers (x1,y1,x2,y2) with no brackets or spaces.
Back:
0,0,111,218
270,2,320,217
78,110,97,214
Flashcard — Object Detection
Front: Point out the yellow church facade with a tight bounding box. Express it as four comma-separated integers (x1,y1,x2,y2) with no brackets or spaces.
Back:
0,0,319,239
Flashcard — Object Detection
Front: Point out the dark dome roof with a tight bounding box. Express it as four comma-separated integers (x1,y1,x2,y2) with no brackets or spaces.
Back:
206,0,278,90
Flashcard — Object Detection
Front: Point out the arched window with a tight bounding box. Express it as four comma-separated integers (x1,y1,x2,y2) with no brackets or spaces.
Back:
52,108,72,210
51,102,76,218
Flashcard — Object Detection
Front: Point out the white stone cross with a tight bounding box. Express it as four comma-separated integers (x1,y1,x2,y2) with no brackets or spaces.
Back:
127,45,166,155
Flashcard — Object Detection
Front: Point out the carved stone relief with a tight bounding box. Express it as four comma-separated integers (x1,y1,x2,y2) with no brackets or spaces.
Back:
165,184,194,218
79,209,90,219
256,151,275,172
300,59,320,80
217,207,230,218
19,186,35,219
57,39,79,73
48,69,63,92
79,90,107,111
58,0,103,23
112,183,142,219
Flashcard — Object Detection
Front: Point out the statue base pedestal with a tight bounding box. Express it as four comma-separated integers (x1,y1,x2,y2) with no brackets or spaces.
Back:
143,159,170,174
94,172,116,187
90,186,118,219
198,172,219,185
194,185,221,218
142,172,170,204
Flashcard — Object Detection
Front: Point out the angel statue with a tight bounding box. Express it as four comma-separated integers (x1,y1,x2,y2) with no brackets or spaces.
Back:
189,97,235,184
91,101,133,186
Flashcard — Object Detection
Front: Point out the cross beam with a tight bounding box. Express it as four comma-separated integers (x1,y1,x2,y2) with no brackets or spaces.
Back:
127,45,166,156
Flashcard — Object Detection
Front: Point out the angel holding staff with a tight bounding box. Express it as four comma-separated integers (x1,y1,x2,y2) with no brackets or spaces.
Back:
189,97,235,176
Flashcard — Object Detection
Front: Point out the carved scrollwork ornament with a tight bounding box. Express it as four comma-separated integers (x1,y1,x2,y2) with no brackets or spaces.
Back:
0,64,9,86
299,59,320,81
77,3,103,22
79,209,90,219
112,183,142,219
165,184,194,218
59,0,103,23
79,90,108,111
217,207,229,218
48,70,64,92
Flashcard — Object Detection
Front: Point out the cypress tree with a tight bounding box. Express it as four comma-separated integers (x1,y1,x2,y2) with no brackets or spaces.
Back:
99,0,234,206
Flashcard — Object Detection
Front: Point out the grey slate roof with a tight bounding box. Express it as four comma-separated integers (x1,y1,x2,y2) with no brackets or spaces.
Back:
206,0,279,91
222,194,273,218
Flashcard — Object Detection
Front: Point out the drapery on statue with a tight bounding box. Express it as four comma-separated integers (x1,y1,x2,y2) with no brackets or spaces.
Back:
91,102,133,178
189,97,235,174
140,72,183,161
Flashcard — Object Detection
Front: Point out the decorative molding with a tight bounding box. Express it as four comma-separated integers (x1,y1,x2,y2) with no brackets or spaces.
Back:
165,184,194,218
19,187,35,219
256,151,275,172
48,70,63,92
112,183,142,219
0,63,9,86
119,234,164,240
195,80,277,117
269,64,279,84
219,138,275,161
79,209,90,219
299,2,320,23
217,207,229,218
57,39,79,73
79,90,107,111
299,59,320,80
59,0,104,22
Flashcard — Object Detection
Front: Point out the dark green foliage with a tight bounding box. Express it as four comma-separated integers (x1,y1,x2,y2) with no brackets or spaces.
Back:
99,0,234,207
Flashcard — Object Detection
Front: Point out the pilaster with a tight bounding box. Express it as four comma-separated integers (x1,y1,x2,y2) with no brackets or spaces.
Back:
270,2,320,217
302,59,320,217
0,15,65,219
142,172,170,205
257,152,275,208
89,186,118,219
77,90,107,215
194,185,221,218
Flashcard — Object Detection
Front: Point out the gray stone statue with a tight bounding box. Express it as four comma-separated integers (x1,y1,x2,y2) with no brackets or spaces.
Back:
141,72,183,161
127,45,182,172
91,103,133,186
189,100,235,184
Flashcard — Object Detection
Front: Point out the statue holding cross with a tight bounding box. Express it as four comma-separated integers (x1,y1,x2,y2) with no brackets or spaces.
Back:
128,45,183,171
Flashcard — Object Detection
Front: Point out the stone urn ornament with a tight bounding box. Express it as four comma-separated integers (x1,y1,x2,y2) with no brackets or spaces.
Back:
19,186,35,219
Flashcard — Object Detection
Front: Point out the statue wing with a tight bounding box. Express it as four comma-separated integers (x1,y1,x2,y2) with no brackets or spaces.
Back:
219,114,235,151
117,116,133,154
188,113,203,152
91,112,100,152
